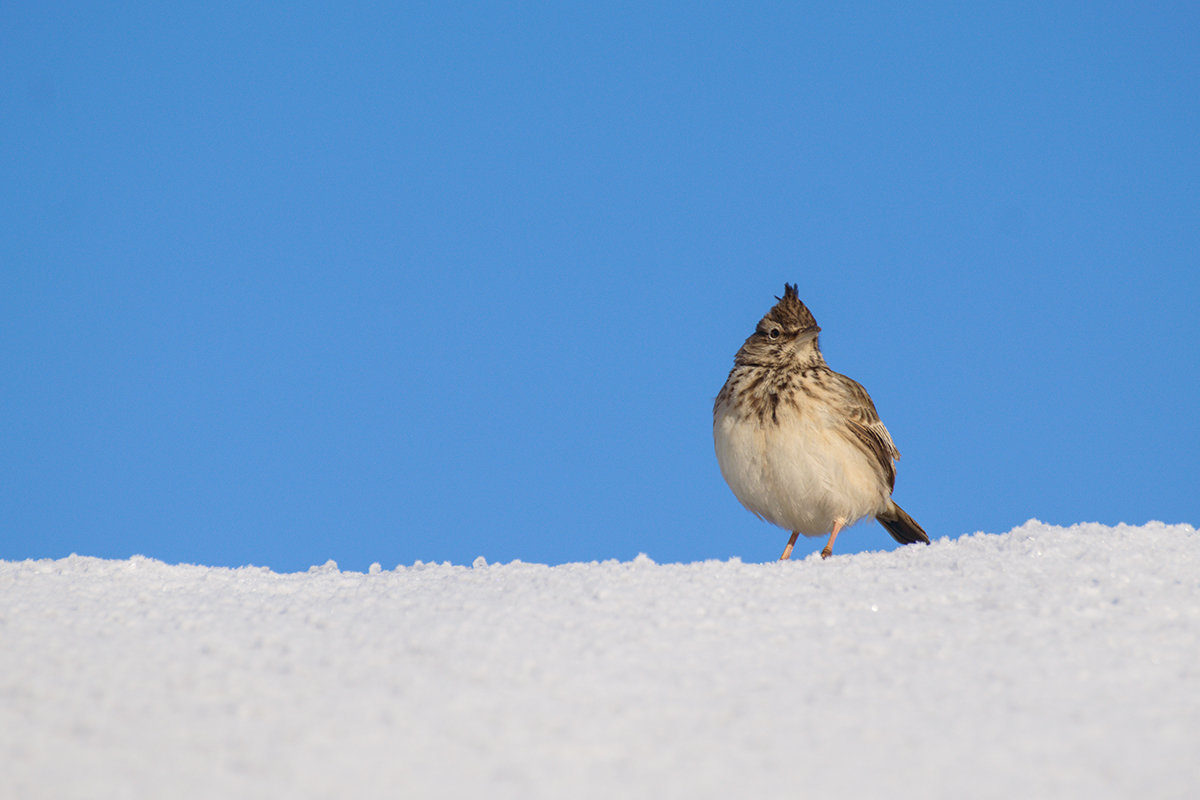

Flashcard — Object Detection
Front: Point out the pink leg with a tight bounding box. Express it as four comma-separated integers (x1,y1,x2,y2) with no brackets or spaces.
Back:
820,518,846,559
779,531,800,560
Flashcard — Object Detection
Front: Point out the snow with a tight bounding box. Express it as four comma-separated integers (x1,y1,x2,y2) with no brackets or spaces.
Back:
3,521,1198,799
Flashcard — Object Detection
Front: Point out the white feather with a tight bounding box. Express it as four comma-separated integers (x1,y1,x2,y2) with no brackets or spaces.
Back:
713,398,891,538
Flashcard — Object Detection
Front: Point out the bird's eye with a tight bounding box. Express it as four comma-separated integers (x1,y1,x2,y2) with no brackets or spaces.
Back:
769,328,781,339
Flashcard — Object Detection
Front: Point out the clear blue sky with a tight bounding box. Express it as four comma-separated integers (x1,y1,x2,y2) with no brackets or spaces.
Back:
3,3,1197,571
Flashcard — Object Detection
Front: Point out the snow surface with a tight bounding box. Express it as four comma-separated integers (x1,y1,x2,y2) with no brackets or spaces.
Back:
3,521,1198,799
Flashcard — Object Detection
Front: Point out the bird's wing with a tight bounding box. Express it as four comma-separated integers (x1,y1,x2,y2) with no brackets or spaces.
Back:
831,372,900,491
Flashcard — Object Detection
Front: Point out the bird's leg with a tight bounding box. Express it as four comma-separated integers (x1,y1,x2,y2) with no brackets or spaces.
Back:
821,518,846,559
779,531,800,561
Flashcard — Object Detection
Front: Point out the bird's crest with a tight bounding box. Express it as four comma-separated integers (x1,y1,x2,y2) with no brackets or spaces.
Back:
767,283,819,332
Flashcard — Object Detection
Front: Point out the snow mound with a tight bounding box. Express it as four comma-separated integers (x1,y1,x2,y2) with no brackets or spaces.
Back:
3,521,1198,799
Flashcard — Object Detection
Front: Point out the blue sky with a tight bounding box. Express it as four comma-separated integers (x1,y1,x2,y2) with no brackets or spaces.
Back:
3,3,1197,571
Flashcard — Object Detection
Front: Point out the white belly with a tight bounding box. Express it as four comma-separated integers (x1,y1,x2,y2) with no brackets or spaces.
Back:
713,403,889,537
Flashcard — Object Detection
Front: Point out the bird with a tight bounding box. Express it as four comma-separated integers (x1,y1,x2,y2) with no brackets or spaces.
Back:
713,284,929,560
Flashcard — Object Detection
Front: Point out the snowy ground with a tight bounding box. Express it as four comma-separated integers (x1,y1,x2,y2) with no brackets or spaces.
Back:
3,521,1198,799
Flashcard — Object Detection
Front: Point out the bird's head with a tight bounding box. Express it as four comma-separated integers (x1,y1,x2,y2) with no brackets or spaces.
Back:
733,284,822,368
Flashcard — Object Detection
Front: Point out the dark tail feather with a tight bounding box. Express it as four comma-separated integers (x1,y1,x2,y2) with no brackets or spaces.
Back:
876,502,930,546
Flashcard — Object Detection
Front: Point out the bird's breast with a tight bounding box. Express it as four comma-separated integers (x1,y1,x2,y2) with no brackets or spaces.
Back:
713,394,889,536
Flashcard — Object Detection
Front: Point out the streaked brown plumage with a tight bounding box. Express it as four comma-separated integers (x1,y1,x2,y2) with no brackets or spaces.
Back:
713,284,928,559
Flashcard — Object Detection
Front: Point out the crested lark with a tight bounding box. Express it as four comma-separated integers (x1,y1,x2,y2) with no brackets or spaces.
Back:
713,284,929,560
